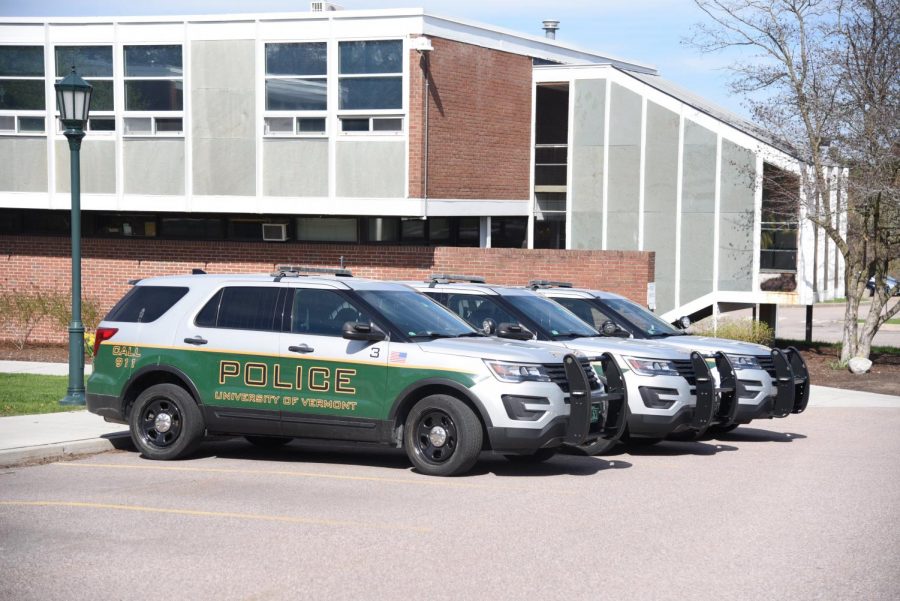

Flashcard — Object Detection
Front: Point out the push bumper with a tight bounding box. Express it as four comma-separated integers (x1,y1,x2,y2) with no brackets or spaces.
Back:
563,353,625,446
690,351,738,433
771,347,811,416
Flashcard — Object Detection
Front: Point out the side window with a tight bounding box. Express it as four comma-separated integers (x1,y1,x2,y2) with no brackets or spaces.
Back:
105,286,188,323
555,298,613,331
445,294,517,328
195,286,281,331
291,289,370,336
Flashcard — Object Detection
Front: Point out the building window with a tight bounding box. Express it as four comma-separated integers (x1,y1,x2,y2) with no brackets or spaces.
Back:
94,213,157,237
55,46,114,133
491,217,528,248
123,45,183,136
0,46,46,134
760,164,799,272
296,217,358,242
338,40,403,134
263,42,327,137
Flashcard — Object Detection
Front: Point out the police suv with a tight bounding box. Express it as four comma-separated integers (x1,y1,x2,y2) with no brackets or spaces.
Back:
86,267,620,476
532,282,810,430
407,276,739,453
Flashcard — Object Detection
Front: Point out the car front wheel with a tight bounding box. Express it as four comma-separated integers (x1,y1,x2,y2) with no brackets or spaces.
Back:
404,395,483,476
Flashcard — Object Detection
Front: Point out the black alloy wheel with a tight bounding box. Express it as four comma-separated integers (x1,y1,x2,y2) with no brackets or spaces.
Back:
139,398,183,449
414,409,458,465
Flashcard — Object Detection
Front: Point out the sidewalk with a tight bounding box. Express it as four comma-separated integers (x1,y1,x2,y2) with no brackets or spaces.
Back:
0,360,92,376
1,362,899,468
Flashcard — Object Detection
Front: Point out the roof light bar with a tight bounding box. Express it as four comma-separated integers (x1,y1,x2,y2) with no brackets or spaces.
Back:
528,279,573,289
272,265,353,278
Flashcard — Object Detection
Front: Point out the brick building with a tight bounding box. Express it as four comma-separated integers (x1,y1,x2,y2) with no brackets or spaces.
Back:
0,5,846,337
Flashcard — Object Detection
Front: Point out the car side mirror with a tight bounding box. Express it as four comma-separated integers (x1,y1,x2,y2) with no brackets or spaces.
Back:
497,322,534,341
342,321,386,342
479,318,497,335
677,316,691,329
601,320,629,337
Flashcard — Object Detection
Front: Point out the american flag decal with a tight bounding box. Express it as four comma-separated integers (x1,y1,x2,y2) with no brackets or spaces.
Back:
390,351,408,363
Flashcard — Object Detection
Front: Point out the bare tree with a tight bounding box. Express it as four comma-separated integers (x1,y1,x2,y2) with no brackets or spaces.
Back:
688,0,899,362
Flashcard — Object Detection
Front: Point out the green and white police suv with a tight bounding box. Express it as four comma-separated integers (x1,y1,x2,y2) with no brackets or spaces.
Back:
407,276,739,453
86,267,619,476
531,282,810,432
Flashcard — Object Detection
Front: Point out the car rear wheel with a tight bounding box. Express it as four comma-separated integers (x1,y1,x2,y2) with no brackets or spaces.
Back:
130,383,204,460
404,395,483,476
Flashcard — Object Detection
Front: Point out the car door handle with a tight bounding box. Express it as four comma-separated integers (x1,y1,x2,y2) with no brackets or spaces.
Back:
288,344,315,354
183,336,208,345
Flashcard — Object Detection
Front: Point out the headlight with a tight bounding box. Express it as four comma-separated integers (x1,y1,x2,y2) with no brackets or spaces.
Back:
484,360,551,383
726,354,761,370
624,356,680,376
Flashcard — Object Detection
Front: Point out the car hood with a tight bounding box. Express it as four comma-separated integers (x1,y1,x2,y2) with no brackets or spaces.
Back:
642,335,772,356
559,337,693,360
417,337,573,363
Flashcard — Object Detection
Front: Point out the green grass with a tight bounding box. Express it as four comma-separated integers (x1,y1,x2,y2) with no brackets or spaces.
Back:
0,374,87,417
857,318,900,325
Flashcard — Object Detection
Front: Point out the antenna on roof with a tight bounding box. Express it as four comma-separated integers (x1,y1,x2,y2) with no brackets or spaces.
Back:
542,20,560,39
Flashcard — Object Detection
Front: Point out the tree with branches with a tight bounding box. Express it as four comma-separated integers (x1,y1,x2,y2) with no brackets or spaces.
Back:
688,0,899,363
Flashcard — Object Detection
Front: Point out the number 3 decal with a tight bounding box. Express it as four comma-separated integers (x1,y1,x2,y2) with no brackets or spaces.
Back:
370,347,381,358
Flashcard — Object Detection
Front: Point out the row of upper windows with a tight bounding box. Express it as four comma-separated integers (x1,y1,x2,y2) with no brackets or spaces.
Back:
0,40,403,135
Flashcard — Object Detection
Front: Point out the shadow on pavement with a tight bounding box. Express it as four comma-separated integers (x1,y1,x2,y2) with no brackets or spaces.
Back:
180,438,625,478
607,440,739,457
709,427,806,443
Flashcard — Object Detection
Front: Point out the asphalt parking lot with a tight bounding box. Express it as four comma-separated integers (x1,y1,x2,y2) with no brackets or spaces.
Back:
2,407,899,601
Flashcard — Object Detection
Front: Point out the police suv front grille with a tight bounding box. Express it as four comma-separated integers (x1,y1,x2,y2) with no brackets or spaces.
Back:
544,359,601,392
671,359,696,385
755,355,777,378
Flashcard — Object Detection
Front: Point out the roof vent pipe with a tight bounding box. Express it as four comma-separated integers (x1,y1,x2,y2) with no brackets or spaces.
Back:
542,20,559,39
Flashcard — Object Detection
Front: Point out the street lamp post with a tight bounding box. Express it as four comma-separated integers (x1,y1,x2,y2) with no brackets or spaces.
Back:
56,68,93,406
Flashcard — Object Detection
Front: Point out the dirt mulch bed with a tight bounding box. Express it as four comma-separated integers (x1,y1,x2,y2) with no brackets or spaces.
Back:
1,341,896,396
0,343,92,365
780,341,900,396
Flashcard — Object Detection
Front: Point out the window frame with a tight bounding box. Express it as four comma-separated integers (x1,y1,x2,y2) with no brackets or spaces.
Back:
53,44,116,136
0,45,47,136
336,38,405,137
263,41,328,139
122,43,184,138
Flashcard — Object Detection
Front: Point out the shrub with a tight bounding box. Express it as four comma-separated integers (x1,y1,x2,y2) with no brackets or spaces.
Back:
46,292,102,333
690,317,775,346
0,287,52,350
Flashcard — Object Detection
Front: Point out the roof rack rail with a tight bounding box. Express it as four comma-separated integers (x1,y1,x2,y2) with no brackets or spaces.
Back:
427,274,486,287
528,279,573,289
272,265,353,279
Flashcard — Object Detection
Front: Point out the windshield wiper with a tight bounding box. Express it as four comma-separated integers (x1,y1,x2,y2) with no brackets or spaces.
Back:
414,332,456,339
552,332,586,340
456,332,486,338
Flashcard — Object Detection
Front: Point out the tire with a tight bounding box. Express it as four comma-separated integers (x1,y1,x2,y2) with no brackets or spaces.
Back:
245,436,293,448
129,383,204,460
707,423,740,435
504,448,557,463
404,394,483,477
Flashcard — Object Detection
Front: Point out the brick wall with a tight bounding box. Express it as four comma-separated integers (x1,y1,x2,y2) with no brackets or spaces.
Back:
0,235,654,344
408,37,533,200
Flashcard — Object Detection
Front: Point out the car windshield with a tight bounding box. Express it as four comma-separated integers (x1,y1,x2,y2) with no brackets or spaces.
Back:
357,290,478,340
503,293,598,339
597,298,681,337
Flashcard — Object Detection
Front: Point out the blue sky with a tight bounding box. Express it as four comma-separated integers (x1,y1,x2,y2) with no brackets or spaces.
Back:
0,0,751,119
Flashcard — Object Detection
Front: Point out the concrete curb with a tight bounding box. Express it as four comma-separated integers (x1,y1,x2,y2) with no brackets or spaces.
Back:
0,433,132,469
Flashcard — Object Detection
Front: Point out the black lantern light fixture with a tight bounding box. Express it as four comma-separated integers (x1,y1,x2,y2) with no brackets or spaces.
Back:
55,67,93,406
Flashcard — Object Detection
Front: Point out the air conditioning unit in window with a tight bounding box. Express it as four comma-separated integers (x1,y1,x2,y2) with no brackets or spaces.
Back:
310,2,343,11
262,223,288,242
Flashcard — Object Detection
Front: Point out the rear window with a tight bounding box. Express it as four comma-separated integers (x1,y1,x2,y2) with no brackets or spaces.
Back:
105,286,189,323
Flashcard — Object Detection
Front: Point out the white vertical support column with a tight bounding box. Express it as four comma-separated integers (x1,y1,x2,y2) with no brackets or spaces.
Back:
637,95,647,250
327,19,338,204
481,216,491,248
673,112,685,311
113,21,125,207
797,163,815,305
183,21,193,212
564,75,576,250
254,20,264,204
527,75,538,249
713,134,722,297
601,77,611,249
712,301,719,334
44,23,54,208
751,153,763,292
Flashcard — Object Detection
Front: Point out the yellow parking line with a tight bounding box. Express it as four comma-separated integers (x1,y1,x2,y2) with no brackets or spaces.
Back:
54,461,575,495
0,500,429,533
